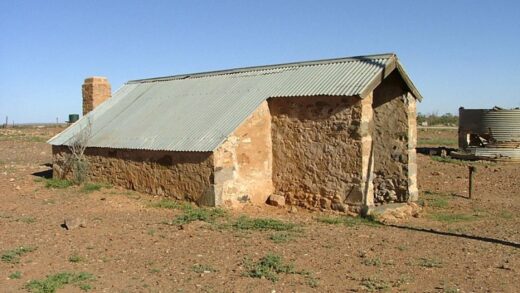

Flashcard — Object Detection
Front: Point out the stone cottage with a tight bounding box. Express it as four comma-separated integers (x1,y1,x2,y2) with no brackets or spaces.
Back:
48,53,423,212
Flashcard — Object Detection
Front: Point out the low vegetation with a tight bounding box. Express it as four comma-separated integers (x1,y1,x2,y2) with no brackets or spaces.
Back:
361,257,382,267
418,257,443,268
8,271,22,279
26,272,95,293
269,232,297,243
419,191,451,208
192,264,217,273
173,206,227,225
360,276,390,291
244,253,297,282
232,216,297,231
1,246,36,264
45,178,73,189
80,182,111,193
68,254,83,263
149,198,183,209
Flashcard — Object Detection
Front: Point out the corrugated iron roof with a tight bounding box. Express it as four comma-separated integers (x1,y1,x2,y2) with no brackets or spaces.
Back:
48,53,422,152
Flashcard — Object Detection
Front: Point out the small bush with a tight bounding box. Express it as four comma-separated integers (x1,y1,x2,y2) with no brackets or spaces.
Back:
68,254,83,263
1,246,36,264
149,198,183,209
45,179,72,189
81,182,110,193
361,277,390,291
26,272,95,293
9,271,22,279
244,253,296,282
362,257,382,267
269,232,295,243
233,216,296,231
173,206,226,225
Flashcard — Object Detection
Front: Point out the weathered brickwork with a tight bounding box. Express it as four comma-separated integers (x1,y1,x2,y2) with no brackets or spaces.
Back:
82,77,111,115
52,146,214,203
213,101,274,207
268,96,363,211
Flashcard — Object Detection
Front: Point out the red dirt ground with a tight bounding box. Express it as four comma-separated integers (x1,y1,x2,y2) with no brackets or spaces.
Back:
0,127,518,292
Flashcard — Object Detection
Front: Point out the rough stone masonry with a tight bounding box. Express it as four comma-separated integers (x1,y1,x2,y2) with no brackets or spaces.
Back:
53,66,418,213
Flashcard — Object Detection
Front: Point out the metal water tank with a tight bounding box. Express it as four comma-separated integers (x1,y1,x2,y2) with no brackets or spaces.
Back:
68,114,80,123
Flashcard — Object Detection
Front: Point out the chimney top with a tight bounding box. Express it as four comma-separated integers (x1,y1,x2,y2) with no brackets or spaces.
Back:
82,77,111,115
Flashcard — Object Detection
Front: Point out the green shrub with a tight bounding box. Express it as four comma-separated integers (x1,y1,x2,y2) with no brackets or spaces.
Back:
45,179,72,189
233,216,296,231
1,246,36,264
361,277,390,291
244,253,296,282
68,254,83,263
9,271,22,279
173,206,226,225
149,198,183,209
81,182,110,193
26,272,95,293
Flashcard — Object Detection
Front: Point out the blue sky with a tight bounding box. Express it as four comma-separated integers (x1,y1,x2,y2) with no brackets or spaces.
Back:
1,0,519,123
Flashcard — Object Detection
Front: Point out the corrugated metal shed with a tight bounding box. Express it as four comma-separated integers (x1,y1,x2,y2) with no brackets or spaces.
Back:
48,53,422,152
458,107,520,162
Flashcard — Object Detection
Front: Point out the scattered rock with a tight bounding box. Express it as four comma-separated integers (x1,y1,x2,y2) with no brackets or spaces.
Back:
266,194,285,207
498,260,512,271
331,202,348,212
319,197,331,209
288,206,298,213
63,217,87,230
431,171,443,176
368,202,422,224
15,186,21,190
9,178,15,182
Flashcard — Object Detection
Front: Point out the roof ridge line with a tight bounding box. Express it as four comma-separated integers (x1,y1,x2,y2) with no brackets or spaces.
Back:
127,52,396,84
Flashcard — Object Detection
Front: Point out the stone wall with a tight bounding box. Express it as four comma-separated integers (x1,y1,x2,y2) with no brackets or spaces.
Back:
213,101,274,207
52,146,215,204
268,95,363,211
372,70,415,204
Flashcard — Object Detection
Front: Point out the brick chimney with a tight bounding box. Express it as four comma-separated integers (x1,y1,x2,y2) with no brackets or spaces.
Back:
82,77,111,115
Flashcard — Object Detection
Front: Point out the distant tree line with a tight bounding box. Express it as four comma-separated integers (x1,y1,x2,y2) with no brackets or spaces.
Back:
417,112,458,126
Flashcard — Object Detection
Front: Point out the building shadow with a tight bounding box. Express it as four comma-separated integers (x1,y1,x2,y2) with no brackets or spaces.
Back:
31,164,53,179
386,224,520,249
